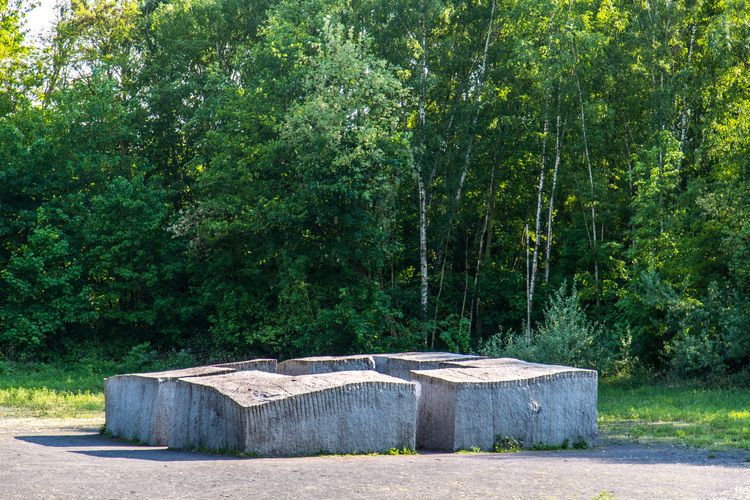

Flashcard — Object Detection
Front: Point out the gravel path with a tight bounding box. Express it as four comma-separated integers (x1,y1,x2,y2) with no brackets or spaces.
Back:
0,418,748,499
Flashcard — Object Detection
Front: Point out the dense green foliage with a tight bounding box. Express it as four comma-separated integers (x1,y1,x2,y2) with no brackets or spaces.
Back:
1,0,750,380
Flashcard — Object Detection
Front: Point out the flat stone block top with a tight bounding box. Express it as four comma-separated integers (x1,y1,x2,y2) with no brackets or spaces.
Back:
168,370,417,457
372,352,484,380
212,358,277,373
437,357,549,369
410,361,597,451
278,355,375,376
104,366,235,446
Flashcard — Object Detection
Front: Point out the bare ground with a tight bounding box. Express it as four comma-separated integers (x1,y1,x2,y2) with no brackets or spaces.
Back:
0,418,748,499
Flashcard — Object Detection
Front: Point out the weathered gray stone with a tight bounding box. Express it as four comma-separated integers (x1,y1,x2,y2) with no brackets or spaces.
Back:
104,366,235,445
278,355,375,375
410,361,598,451
168,370,417,457
372,352,484,380
212,359,277,373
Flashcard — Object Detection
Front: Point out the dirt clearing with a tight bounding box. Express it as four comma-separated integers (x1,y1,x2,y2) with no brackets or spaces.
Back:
0,418,747,499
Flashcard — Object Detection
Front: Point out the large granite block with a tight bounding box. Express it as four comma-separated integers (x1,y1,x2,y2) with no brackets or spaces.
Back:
278,355,375,375
410,361,597,451
372,352,484,380
168,370,416,457
104,366,235,445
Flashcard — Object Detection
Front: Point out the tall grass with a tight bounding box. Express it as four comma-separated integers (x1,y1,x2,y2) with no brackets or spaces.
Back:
599,381,750,450
0,346,196,418
0,362,110,418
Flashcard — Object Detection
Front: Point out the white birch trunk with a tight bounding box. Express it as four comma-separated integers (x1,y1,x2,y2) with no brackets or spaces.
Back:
545,97,563,284
432,0,496,327
417,6,429,327
525,223,531,341
576,74,599,297
528,116,548,330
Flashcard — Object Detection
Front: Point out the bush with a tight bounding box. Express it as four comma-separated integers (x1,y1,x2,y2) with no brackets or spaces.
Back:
119,342,160,373
435,315,472,354
116,343,198,374
668,283,750,380
478,283,629,375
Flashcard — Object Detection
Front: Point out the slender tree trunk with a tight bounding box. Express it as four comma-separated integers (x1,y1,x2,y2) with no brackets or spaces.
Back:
576,74,599,302
431,0,496,319
459,231,470,323
525,224,531,340
545,98,564,284
430,253,448,347
469,167,496,337
451,0,495,211
678,20,696,164
527,115,549,332
624,120,634,196
418,173,429,319
417,5,429,336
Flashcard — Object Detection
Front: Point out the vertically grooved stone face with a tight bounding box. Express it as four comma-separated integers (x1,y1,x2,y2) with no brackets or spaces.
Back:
104,366,236,446
372,352,485,380
169,370,417,457
410,362,598,451
106,354,597,457
278,355,375,375
212,359,277,373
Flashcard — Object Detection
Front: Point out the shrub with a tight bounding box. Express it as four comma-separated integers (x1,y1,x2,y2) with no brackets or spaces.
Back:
436,315,472,354
668,283,750,380
478,283,629,375
120,342,160,373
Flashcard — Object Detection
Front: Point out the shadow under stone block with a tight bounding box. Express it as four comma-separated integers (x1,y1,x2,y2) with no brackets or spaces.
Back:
410,361,598,451
168,370,416,457
278,355,375,375
104,366,236,445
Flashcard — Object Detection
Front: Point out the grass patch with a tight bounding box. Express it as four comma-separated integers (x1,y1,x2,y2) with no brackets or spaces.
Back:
457,445,484,454
599,380,750,450
591,492,615,500
318,447,417,457
486,436,590,453
493,436,524,453
0,362,112,418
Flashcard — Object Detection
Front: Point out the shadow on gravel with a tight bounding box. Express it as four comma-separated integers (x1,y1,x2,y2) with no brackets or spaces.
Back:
17,434,109,447
16,434,244,462
458,445,750,469
71,449,243,461
15,434,750,467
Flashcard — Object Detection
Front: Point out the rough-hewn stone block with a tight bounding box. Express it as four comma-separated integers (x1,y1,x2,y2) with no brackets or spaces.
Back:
278,355,375,375
104,366,235,445
168,370,416,457
372,352,484,380
410,360,597,451
212,359,277,373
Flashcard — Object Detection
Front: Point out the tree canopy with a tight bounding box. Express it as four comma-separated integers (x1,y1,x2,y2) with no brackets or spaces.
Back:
1,0,749,380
